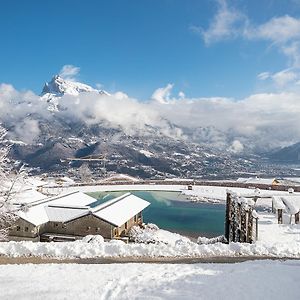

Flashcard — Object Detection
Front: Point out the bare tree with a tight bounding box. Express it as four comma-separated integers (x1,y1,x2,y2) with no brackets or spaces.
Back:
0,125,24,241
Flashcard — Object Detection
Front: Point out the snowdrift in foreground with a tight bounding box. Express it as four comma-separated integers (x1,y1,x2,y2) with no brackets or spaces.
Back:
1,261,299,300
0,227,299,259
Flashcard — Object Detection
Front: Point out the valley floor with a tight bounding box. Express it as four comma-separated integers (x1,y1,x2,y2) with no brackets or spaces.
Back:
1,260,299,300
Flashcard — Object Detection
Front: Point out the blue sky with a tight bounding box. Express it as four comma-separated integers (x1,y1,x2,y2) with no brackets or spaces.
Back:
1,0,300,99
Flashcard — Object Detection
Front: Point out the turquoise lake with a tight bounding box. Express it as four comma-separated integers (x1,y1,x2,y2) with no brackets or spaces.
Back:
88,191,225,238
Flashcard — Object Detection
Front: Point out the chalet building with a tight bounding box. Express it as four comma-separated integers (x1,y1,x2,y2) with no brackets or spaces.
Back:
8,191,150,242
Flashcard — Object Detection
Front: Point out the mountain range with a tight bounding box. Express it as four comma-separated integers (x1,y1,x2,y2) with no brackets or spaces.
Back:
0,75,299,180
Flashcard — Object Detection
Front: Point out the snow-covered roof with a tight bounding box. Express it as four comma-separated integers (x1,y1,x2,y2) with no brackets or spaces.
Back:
18,205,50,226
49,192,95,207
45,206,89,223
272,195,300,213
281,196,300,214
16,191,95,226
272,196,286,210
16,191,150,227
93,193,150,227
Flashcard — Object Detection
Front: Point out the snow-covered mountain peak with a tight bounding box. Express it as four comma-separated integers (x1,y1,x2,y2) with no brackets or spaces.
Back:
41,75,110,111
41,75,108,97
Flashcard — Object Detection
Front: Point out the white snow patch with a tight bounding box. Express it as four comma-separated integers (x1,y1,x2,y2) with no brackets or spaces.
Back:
139,149,154,157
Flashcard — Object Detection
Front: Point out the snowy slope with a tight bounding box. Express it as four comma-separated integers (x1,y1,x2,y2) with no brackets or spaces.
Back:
0,261,299,300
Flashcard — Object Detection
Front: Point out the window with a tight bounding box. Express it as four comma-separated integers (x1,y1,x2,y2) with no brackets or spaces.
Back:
96,227,100,232
62,224,66,229
16,226,20,231
25,227,29,232
86,226,91,231
54,223,59,227
114,228,118,236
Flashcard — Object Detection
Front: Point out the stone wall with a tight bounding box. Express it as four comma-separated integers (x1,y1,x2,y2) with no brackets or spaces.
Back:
47,214,114,239
8,218,38,240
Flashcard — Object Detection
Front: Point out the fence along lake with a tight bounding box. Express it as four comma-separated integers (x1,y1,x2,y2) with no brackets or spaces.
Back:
88,191,225,238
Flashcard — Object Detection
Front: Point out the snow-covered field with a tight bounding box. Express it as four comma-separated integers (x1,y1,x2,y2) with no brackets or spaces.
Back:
1,260,299,300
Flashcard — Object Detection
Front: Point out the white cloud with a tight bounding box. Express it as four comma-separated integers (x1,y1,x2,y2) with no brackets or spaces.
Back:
151,83,174,104
195,1,300,68
197,2,300,46
59,65,80,81
282,41,300,67
247,15,300,44
151,84,300,149
58,92,172,136
0,84,48,143
258,69,299,88
246,16,300,67
2,80,300,150
14,119,40,144
257,72,270,80
112,91,129,100
191,0,247,45
272,69,298,87
178,91,185,99
229,140,244,153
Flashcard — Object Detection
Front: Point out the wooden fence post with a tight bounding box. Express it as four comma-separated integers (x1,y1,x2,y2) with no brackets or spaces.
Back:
278,209,283,224
255,217,259,241
225,192,231,243
295,212,299,224
236,202,242,242
240,207,247,243
231,201,237,242
247,207,254,243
